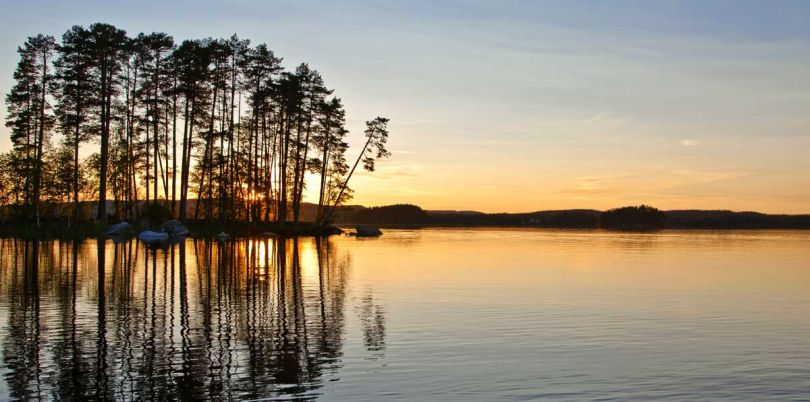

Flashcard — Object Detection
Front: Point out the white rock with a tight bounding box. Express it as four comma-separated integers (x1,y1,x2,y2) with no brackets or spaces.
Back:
138,231,169,243
160,220,190,236
107,221,133,235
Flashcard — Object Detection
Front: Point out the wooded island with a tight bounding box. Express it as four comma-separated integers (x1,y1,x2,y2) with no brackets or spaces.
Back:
2,22,390,235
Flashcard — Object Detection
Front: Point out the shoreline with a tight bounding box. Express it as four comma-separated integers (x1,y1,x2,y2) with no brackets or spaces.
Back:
0,221,343,240
2,220,809,241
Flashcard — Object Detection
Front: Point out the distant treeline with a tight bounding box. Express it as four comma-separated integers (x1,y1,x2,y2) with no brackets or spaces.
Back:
664,210,810,229
336,204,810,230
337,204,432,225
2,23,390,227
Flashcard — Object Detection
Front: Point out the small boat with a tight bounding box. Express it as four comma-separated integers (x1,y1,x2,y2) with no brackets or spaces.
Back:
215,232,231,242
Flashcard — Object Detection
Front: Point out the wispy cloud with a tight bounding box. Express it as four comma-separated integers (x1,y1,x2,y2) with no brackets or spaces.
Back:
558,169,750,197
582,111,626,128
668,169,749,184
355,163,425,180
562,173,642,194
584,112,612,125
396,119,440,126
679,139,701,146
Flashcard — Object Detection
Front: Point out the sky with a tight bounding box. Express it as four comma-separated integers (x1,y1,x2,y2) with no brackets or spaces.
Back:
1,0,809,213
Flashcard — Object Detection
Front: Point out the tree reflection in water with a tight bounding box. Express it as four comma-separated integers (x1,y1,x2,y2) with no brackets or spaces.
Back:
357,292,386,356
0,236,356,400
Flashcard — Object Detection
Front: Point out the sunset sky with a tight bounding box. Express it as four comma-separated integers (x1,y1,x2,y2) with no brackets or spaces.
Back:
1,0,809,213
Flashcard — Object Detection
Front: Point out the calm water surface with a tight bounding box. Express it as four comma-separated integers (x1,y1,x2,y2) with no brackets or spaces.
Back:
1,229,809,401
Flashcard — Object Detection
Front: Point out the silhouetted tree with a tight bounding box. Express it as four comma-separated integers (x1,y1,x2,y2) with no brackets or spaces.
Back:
599,205,666,230
2,23,391,227
314,97,348,224
325,117,391,222
172,39,212,220
85,23,128,224
5,34,56,224
290,64,330,225
54,26,94,223
138,32,174,206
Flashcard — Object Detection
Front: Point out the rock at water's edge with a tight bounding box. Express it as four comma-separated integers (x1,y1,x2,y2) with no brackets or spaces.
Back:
355,225,383,237
107,221,133,235
138,230,169,243
325,226,344,235
160,220,191,236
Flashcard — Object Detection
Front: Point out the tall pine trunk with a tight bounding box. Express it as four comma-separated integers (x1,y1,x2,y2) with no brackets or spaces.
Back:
32,49,48,226
97,57,109,224
316,115,331,224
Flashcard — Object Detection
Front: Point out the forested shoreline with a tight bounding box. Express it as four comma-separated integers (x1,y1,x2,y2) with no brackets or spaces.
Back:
334,204,810,230
2,23,390,228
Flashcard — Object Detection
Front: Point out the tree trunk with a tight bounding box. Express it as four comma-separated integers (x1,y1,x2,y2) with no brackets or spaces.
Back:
153,55,160,204
294,109,314,226
316,115,331,224
178,96,191,220
97,57,109,224
171,73,178,217
325,133,373,222
278,111,290,225
33,49,48,226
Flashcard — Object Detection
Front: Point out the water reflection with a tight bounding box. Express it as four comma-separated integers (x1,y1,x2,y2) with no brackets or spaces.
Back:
0,236,357,400
357,292,386,355
8,229,808,401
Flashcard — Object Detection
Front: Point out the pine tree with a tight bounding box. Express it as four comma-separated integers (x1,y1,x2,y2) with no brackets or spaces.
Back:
54,25,94,223
3,24,391,227
86,23,128,224
4,34,56,223
326,117,391,222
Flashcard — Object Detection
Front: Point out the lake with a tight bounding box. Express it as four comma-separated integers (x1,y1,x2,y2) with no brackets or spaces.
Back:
1,229,809,401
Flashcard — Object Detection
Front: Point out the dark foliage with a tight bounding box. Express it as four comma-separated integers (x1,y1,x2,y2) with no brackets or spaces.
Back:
334,204,810,230
428,209,599,228
344,204,431,224
666,210,810,229
599,205,666,230
2,23,390,229
142,202,171,226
